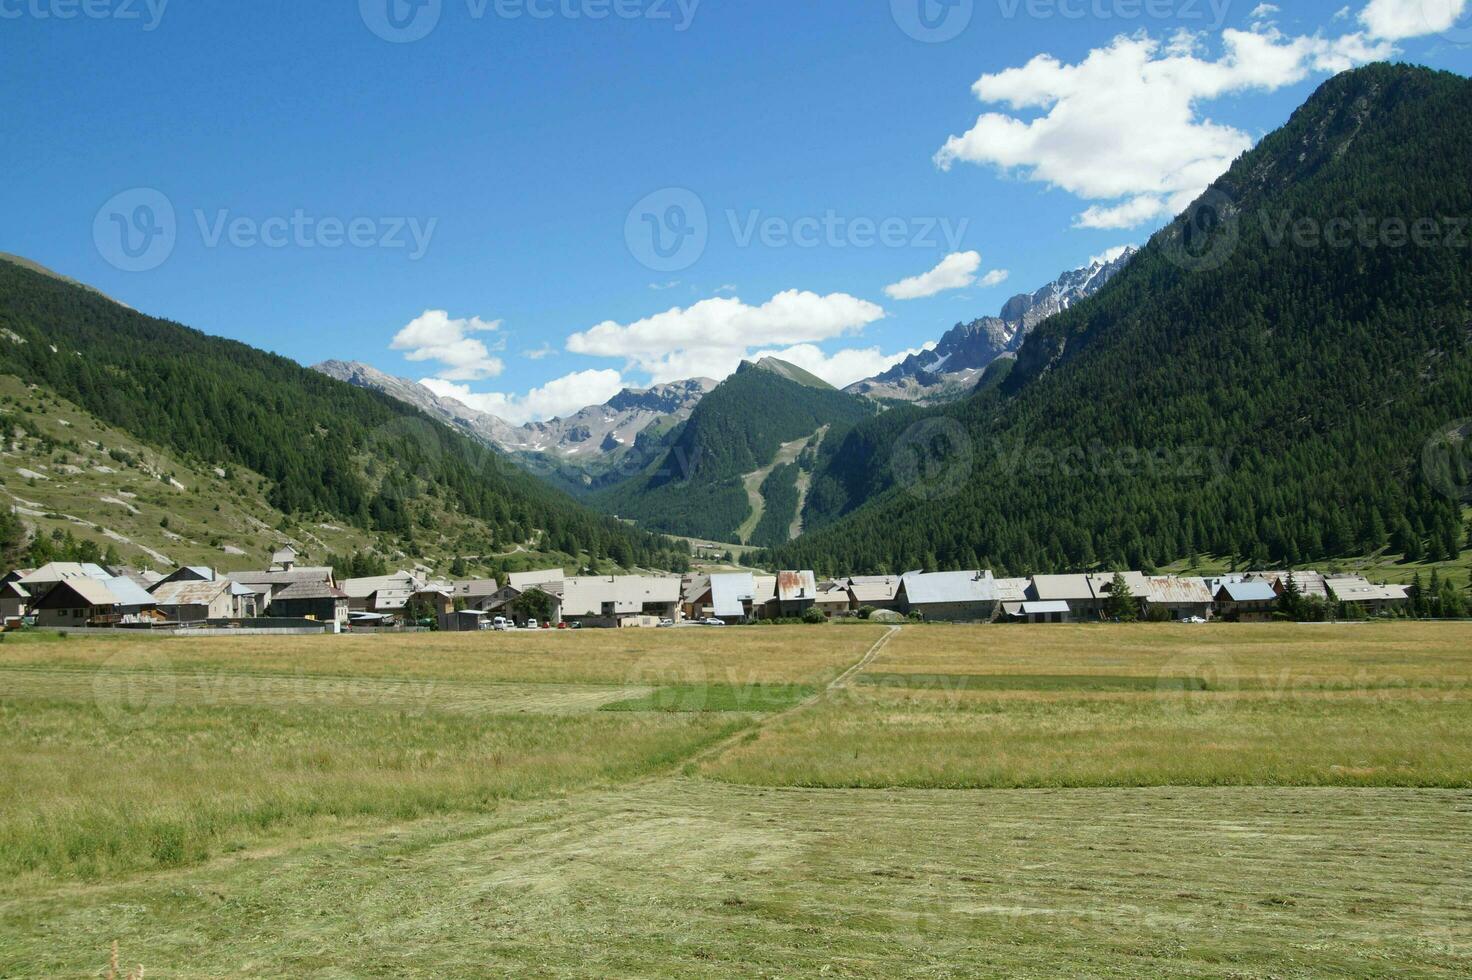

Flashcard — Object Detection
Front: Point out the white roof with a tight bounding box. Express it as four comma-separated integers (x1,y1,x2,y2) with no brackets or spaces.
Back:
42,577,120,607
1020,600,1071,615
1326,577,1410,603
708,573,756,618
19,562,111,586
150,579,231,606
900,570,997,605
993,577,1030,603
342,572,421,599
508,568,566,592
561,576,681,617
1217,581,1278,603
846,576,901,603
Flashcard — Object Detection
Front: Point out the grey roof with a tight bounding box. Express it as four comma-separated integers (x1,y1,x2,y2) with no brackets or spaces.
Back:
454,579,509,598
1087,572,1151,601
1029,574,1094,601
343,572,421,599
846,576,901,604
271,580,350,602
900,571,997,605
19,562,111,586
1216,581,1278,603
227,567,334,587
993,577,1030,603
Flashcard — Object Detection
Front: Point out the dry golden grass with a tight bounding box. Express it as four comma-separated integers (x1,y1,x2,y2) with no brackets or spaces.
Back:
703,622,1472,789
0,625,885,686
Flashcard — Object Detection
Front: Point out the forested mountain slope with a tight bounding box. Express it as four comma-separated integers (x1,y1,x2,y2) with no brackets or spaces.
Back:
595,358,876,541
767,64,1472,576
0,257,687,571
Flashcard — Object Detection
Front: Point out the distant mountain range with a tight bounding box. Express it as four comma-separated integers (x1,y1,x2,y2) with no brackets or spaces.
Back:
314,360,715,469
845,247,1138,403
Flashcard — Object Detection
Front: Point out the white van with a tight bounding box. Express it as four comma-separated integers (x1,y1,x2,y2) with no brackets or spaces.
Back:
492,617,510,631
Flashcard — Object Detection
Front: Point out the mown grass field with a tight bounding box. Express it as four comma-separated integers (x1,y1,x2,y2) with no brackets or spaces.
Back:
2,623,1470,976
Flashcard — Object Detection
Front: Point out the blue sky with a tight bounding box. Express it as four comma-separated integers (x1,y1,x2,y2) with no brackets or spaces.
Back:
4,0,1470,422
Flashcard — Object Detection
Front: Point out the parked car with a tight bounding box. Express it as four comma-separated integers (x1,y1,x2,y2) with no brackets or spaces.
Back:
492,617,510,631
703,618,727,627
657,618,675,628
526,619,539,630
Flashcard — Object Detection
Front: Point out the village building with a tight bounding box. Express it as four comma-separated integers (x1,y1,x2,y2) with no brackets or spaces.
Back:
1,580,30,620
1087,571,1152,618
1213,580,1279,621
153,565,218,588
225,567,336,608
814,583,854,619
17,562,110,593
687,573,763,624
769,571,820,619
266,580,351,629
1247,570,1331,601
1143,576,1215,621
1026,575,1096,621
560,576,680,628
897,570,999,622
453,579,521,613
993,577,1031,620
1325,576,1411,615
507,568,566,592
343,571,424,614
681,574,712,621
29,578,128,627
845,575,903,613
270,546,300,571
149,579,239,623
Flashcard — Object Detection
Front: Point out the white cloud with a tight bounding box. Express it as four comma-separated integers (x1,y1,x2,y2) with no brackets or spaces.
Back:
1250,3,1280,21
390,310,504,381
648,280,681,291
566,289,886,383
1090,245,1136,265
978,269,1010,288
1360,0,1466,39
714,284,738,294
748,343,936,389
522,344,554,360
421,370,627,426
885,251,983,300
934,25,1394,228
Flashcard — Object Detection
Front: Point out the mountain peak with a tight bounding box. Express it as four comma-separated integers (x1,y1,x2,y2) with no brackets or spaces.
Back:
745,357,835,390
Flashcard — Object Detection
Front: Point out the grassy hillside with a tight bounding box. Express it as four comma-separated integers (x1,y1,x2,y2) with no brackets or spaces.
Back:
0,257,688,573
771,64,1472,577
